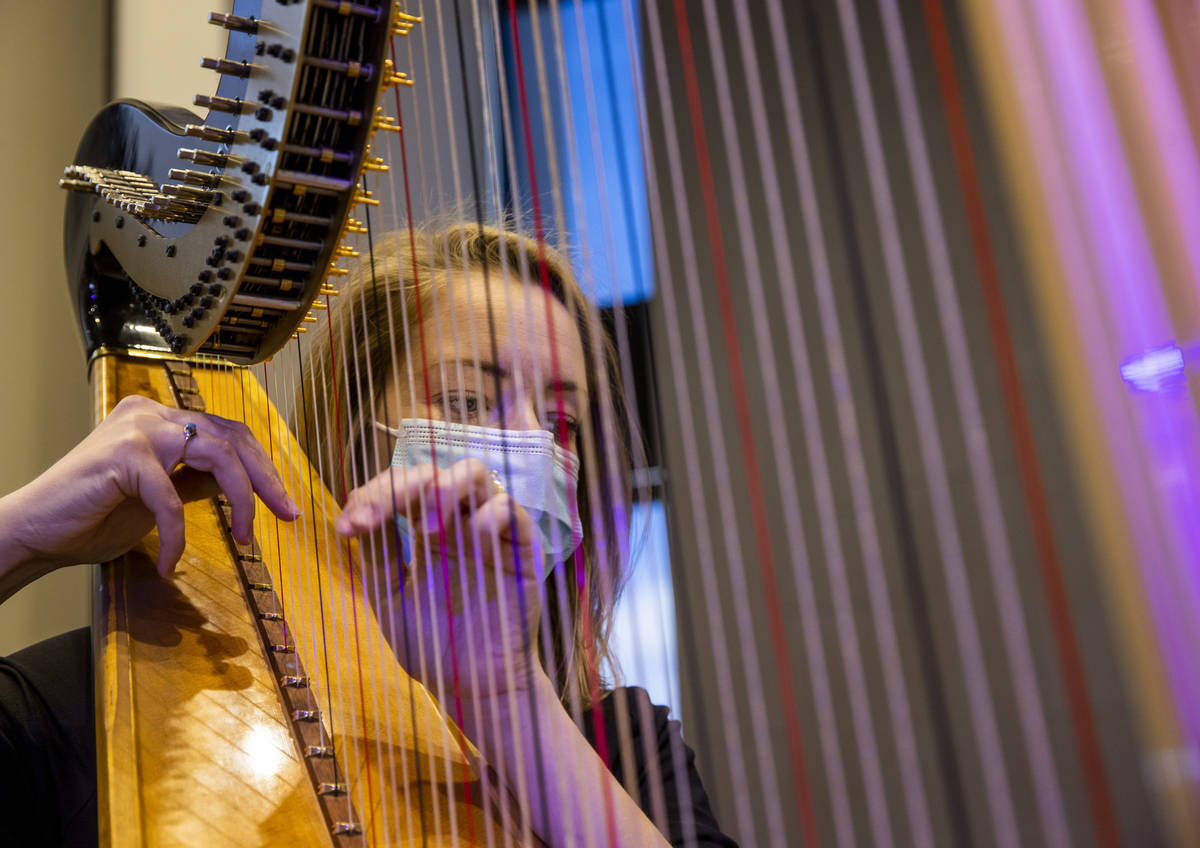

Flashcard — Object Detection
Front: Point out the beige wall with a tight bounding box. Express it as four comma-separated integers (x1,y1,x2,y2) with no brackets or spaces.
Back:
0,2,228,654
0,5,108,654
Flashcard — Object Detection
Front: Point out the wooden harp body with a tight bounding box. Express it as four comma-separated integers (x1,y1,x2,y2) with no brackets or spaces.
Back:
91,354,503,846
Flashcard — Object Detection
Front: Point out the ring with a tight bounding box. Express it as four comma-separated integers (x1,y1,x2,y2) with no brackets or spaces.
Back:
181,422,198,465
489,469,505,495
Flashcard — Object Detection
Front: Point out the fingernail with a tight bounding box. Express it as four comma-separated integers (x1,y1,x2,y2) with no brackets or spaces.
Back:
290,500,303,519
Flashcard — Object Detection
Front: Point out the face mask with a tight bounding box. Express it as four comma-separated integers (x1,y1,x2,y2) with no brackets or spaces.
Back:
377,418,584,564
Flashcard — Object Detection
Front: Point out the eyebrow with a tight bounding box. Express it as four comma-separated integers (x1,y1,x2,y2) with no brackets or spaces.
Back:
441,359,582,395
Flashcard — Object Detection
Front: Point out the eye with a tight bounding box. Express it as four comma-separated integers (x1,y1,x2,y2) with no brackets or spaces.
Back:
546,415,580,447
438,391,484,421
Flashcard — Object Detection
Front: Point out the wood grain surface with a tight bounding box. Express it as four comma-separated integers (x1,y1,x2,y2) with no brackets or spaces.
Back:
92,354,515,847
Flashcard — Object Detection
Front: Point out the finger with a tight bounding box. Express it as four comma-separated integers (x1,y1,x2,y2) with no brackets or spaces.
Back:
336,465,437,536
420,459,497,535
134,461,186,576
200,416,300,521
156,409,300,521
467,493,537,573
171,467,220,503
174,431,258,545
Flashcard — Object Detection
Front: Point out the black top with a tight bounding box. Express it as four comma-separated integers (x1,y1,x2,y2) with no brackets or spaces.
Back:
0,632,738,847
581,686,739,847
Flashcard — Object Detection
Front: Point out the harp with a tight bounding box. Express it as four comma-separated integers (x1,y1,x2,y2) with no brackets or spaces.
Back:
59,0,1200,846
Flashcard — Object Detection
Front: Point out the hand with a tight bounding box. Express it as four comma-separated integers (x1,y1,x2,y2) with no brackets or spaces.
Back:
0,394,299,596
336,458,544,701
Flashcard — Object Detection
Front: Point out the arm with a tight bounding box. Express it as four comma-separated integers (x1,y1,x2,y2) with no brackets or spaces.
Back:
0,394,299,605
338,460,671,848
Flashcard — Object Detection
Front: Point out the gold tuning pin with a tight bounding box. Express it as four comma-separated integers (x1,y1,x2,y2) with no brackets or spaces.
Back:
335,245,360,258
303,313,318,323
350,190,380,207
380,59,414,88
326,265,350,276
371,108,402,134
309,301,329,310
362,156,389,172
320,285,341,296
345,221,368,234
392,5,422,24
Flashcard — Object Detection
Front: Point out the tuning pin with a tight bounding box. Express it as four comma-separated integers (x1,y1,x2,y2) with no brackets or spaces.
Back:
370,111,402,134
320,285,340,297
184,124,236,144
309,301,328,310
303,313,317,323
362,156,389,173
326,265,350,276
178,148,230,168
334,245,360,258
201,57,252,78
209,11,259,34
59,177,96,193
169,168,222,187
194,93,246,114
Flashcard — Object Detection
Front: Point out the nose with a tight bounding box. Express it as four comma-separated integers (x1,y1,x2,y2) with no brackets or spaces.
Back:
499,395,542,432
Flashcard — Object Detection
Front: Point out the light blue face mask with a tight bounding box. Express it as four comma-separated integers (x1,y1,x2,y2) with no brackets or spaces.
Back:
377,418,584,564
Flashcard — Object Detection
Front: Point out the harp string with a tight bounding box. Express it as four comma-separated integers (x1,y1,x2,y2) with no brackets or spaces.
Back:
650,1,812,846
598,3,720,846
637,1,761,843
831,0,1033,845
502,2,666,844
710,2,911,847
964,0,1200,840
744,0,919,844
560,0,679,837
380,27,454,841
904,1,1111,844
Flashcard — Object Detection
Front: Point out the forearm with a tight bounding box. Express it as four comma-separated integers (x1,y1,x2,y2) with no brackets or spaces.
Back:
0,490,51,605
463,671,671,848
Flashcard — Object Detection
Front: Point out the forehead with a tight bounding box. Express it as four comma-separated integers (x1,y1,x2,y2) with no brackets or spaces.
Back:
426,270,587,378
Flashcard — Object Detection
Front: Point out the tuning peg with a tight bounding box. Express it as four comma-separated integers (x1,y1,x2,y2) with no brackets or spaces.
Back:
178,148,230,168
169,168,222,187
319,285,340,296
201,57,252,78
185,124,237,143
59,177,96,193
370,115,401,134
309,301,328,310
334,245,360,258
209,12,259,34
380,59,414,89
303,313,318,323
194,93,246,114
162,184,218,203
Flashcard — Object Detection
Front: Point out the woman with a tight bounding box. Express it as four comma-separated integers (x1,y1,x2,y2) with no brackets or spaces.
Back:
306,222,737,847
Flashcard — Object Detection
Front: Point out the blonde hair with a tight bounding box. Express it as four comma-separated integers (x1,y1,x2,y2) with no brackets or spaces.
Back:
298,221,635,708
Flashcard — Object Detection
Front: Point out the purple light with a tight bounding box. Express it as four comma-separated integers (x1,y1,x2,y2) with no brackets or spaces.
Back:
1120,343,1186,392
